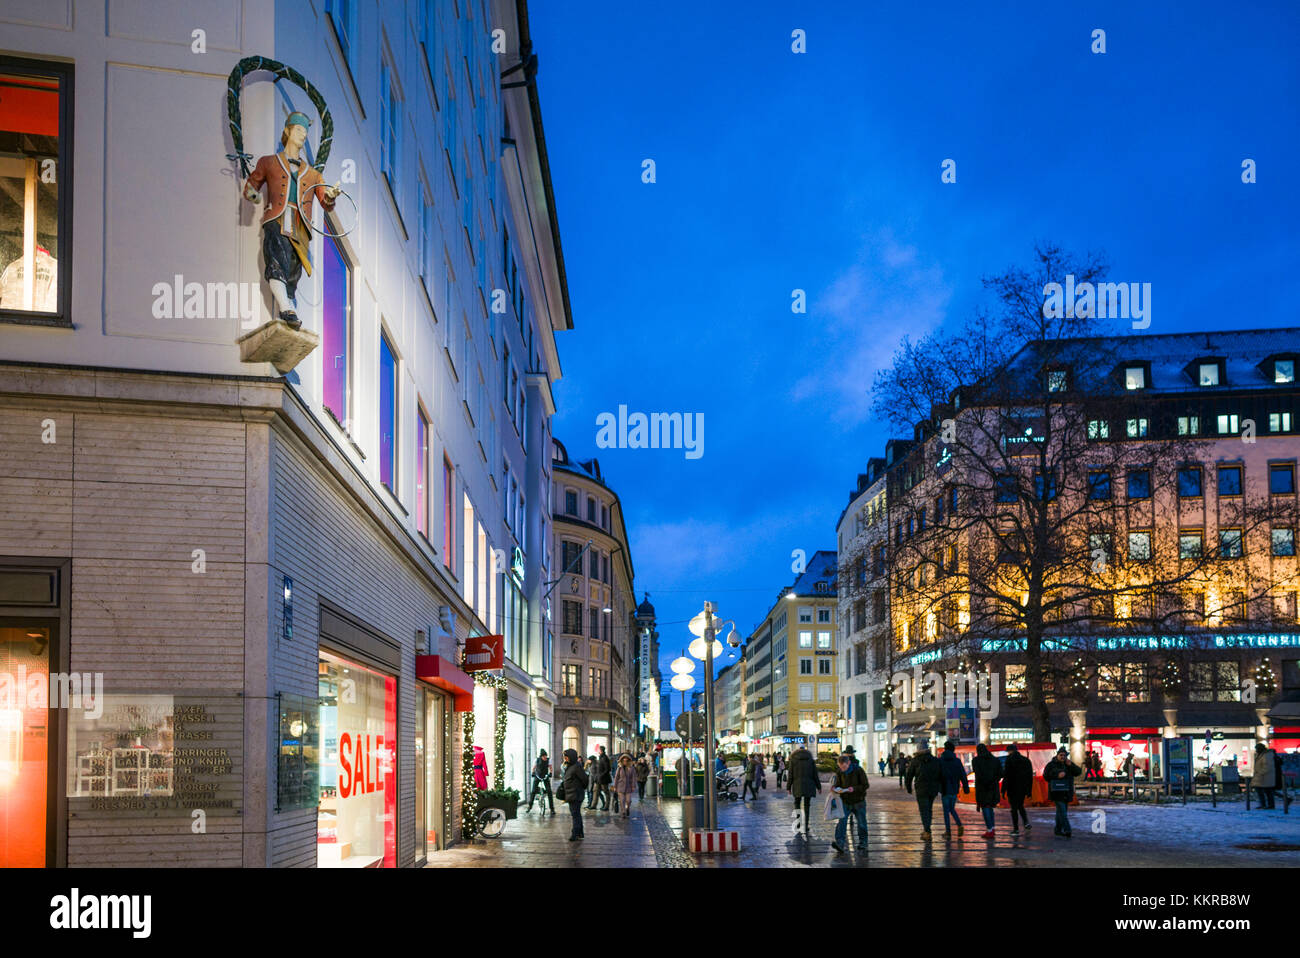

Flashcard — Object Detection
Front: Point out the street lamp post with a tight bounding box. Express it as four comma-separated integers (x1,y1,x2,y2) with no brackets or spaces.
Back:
689,602,738,831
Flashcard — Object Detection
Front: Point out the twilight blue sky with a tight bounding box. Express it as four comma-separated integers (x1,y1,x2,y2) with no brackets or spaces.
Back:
529,1,1300,719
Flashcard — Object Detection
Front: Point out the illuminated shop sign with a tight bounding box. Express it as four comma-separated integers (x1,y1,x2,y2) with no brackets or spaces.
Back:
979,633,1300,654
590,720,610,730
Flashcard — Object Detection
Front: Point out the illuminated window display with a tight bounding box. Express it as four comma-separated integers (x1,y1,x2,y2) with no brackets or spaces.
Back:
317,650,396,868
414,687,446,860
0,623,50,867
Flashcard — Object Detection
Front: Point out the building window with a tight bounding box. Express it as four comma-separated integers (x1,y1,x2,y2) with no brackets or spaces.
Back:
818,658,832,675
995,475,1017,503
1178,416,1200,436
1216,413,1240,435
602,505,609,530
1270,463,1296,495
590,608,599,641
818,684,834,702
817,608,831,624
1124,366,1146,390
1035,472,1058,501
586,497,596,523
1189,662,1240,703
562,601,582,636
1126,469,1151,500
798,631,812,649
1177,466,1202,498
416,406,430,538
325,0,356,66
565,490,577,515
378,331,398,493
1219,528,1244,559
322,233,351,427
0,57,70,323
1178,531,1203,559
1087,419,1110,440
442,458,454,568
561,541,584,574
799,659,812,675
1087,471,1111,500
1047,369,1068,392
589,667,604,699
1089,533,1112,563
1097,663,1150,703
798,683,813,703
1218,465,1243,497
1128,531,1152,562
562,664,580,696
817,631,832,649
1274,528,1297,557
1271,412,1294,433
1125,418,1148,438
1198,362,1220,386
798,607,813,624
1275,359,1295,384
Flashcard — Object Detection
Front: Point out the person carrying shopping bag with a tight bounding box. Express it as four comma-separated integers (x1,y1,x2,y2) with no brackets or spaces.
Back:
830,752,869,853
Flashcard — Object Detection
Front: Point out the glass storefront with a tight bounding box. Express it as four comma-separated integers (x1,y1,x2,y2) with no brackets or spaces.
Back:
415,687,447,860
317,649,396,868
472,684,496,789
0,622,51,867
505,709,527,794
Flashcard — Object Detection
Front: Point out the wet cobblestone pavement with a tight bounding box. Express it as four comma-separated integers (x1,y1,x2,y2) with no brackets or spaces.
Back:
431,775,1300,868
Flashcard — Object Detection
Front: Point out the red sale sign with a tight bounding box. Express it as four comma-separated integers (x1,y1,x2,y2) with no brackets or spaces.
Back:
463,635,504,672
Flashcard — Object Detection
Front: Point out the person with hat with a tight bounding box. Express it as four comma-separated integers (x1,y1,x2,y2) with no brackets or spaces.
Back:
1001,743,1034,833
242,111,341,329
559,749,589,841
526,749,555,814
1042,747,1082,837
841,744,860,773
904,741,943,840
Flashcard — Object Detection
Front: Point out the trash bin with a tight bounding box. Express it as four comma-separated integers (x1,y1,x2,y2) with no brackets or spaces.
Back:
680,795,705,845
648,774,658,798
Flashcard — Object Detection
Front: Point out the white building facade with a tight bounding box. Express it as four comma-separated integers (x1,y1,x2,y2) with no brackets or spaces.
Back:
0,0,570,867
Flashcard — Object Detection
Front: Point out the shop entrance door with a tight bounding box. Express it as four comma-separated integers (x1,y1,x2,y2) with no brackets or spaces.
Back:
0,619,55,867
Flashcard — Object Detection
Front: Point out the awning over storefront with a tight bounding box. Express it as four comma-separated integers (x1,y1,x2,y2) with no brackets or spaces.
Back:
415,655,474,711
1267,700,1300,723
892,722,923,734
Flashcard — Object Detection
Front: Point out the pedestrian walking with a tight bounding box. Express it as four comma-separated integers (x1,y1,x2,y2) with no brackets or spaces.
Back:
635,754,650,801
1043,747,1081,837
938,740,970,837
1253,744,1277,809
774,753,786,790
830,752,870,853
1273,747,1291,810
787,742,821,838
742,752,762,801
904,742,942,840
613,754,637,819
878,756,887,777
559,749,588,841
897,753,910,789
596,746,612,811
972,743,1002,838
584,756,599,808
526,749,556,814
887,753,896,777
841,745,860,772
1001,743,1033,833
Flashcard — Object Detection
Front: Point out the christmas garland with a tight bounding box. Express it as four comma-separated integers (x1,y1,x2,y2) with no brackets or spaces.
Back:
225,55,334,179
461,672,510,840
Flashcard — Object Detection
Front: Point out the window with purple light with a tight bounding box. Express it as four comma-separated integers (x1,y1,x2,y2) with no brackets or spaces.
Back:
322,233,350,426
379,331,397,493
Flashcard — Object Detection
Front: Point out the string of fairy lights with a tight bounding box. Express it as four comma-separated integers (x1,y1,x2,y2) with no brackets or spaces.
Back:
460,672,510,840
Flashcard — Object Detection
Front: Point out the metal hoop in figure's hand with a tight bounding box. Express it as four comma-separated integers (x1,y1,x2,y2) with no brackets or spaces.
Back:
300,182,358,239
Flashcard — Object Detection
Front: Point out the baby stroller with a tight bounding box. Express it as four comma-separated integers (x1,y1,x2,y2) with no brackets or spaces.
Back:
715,766,740,801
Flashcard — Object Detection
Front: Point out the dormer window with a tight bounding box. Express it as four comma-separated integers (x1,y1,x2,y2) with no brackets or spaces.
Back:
1046,368,1069,393
1277,359,1295,384
1124,365,1146,390
1199,362,1220,386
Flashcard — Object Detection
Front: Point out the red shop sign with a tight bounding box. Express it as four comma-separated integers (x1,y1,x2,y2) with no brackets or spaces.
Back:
463,635,504,672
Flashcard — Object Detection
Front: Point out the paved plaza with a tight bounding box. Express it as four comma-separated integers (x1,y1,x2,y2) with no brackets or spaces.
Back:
432,772,1300,868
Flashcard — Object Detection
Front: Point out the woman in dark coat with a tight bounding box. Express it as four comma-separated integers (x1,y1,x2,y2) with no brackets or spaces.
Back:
1000,743,1034,833
972,743,1003,837
786,745,821,836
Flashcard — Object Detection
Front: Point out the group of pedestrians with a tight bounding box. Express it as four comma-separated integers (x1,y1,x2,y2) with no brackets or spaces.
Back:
533,746,653,841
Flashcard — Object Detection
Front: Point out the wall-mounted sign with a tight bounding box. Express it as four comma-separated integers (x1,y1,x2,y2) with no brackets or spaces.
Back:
463,635,504,672
590,720,610,730
511,547,525,580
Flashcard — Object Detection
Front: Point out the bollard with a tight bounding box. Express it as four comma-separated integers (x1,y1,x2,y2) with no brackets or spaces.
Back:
1245,776,1251,811
1210,778,1216,808
1181,778,1186,806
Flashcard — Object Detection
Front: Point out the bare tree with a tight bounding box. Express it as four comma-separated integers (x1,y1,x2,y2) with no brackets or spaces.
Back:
870,244,1295,741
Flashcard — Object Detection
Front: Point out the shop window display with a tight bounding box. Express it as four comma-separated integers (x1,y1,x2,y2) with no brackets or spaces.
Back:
317,650,396,868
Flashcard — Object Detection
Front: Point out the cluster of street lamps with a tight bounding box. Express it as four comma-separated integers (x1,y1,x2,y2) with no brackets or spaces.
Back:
667,602,739,831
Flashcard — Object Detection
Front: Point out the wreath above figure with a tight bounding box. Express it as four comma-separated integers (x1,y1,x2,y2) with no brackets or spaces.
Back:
225,55,333,179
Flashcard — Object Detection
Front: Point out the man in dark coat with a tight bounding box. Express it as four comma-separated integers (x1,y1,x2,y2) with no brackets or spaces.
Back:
787,744,821,838
971,743,1003,837
1001,743,1034,833
1043,747,1082,837
596,746,612,811
904,742,943,840
831,753,870,853
938,740,970,836
560,749,589,840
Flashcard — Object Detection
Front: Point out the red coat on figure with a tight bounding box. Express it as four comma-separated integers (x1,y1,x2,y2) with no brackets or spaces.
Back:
473,746,489,790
